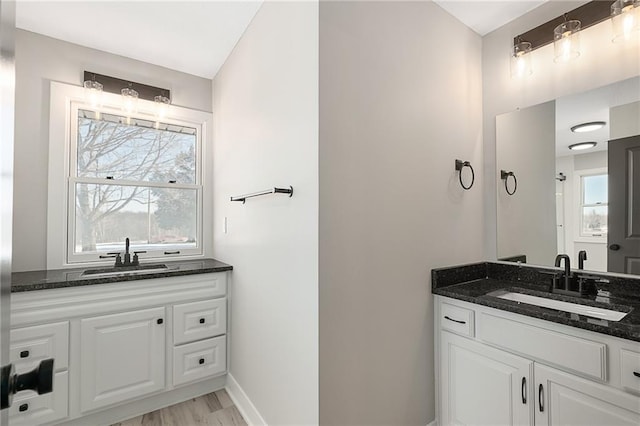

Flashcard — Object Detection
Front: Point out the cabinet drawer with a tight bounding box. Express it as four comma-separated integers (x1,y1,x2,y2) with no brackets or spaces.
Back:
173,336,226,387
173,298,226,345
620,349,640,393
440,302,474,337
10,322,69,373
479,312,607,381
9,371,69,425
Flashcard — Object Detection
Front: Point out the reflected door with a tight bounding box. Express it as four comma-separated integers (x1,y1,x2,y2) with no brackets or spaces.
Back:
608,135,640,274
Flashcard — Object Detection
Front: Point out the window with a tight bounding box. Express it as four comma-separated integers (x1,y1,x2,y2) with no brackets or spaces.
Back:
579,173,608,237
48,82,212,267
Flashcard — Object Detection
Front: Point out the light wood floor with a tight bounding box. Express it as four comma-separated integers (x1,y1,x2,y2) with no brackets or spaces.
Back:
111,390,247,426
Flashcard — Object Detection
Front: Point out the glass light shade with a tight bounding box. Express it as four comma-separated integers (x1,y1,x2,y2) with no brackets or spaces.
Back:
510,41,533,78
554,20,581,63
154,95,171,119
83,80,103,108
121,87,139,114
612,0,640,42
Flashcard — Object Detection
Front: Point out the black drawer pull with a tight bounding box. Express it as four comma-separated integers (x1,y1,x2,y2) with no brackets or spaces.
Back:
19,403,28,412
199,318,205,324
19,350,29,358
157,318,163,325
444,316,466,324
521,377,527,404
199,358,205,365
633,371,640,378
538,384,544,412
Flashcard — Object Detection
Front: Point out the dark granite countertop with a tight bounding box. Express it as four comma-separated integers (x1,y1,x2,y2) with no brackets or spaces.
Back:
12,258,233,292
432,261,640,342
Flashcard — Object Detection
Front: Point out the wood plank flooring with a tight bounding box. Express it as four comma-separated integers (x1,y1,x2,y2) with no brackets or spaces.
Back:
111,390,247,426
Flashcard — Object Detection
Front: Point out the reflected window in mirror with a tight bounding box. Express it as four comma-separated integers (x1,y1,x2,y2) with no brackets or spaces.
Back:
579,173,608,238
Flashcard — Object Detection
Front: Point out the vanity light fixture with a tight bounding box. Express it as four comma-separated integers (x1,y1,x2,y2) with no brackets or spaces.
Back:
568,141,598,150
570,121,606,133
510,40,533,78
83,72,171,117
554,16,581,63
154,93,171,120
121,85,139,115
612,0,640,42
83,74,103,108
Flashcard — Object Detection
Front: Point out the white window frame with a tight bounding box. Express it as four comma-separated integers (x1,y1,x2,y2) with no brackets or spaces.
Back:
573,167,608,243
47,81,213,269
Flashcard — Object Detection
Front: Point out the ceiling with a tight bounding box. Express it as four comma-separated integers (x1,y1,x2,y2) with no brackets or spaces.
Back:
14,1,551,80
16,1,263,79
556,77,640,157
433,0,548,35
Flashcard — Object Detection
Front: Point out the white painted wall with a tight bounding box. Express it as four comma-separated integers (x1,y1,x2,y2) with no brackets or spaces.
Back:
13,30,212,272
212,2,319,425
496,101,556,266
319,2,483,424
483,1,640,260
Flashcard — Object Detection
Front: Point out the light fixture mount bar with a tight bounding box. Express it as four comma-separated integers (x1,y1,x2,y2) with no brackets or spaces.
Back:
514,1,612,52
83,71,171,103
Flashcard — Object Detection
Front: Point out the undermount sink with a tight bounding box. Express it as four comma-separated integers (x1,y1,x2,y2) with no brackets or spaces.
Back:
488,290,629,322
81,263,169,277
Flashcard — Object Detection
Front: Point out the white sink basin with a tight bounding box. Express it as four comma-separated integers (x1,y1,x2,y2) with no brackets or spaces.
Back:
489,291,629,322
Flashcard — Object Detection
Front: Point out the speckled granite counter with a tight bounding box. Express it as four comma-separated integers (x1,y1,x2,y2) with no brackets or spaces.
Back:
12,258,232,292
432,261,640,342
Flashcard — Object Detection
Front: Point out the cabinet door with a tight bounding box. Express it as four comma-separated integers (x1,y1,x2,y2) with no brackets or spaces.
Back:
535,364,640,426
80,307,166,413
440,331,533,426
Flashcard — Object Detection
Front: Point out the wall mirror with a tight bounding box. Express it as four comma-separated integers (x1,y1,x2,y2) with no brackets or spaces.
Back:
496,76,640,275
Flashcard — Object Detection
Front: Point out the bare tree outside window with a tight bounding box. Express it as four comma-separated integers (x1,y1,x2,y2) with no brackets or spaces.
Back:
74,110,198,254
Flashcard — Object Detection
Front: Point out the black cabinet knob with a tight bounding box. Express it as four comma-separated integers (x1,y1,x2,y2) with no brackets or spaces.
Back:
19,350,29,358
199,358,205,365
199,318,205,324
19,403,29,412
609,244,621,251
157,318,163,325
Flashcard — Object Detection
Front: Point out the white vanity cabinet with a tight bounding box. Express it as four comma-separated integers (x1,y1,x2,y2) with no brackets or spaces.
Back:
440,331,533,426
435,296,640,426
79,307,166,412
9,271,230,426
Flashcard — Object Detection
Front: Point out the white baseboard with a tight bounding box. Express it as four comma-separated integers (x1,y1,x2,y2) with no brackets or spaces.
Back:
426,420,437,426
225,373,268,426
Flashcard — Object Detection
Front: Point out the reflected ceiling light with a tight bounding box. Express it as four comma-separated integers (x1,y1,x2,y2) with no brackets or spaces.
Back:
121,85,139,115
83,75,103,108
612,0,640,42
569,141,598,150
554,17,581,63
510,40,533,78
570,121,606,132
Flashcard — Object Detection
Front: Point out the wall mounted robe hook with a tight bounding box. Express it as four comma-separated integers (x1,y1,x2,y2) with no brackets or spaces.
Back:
501,170,517,195
455,159,475,190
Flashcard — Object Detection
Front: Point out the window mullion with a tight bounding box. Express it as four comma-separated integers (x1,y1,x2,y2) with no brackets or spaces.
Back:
70,177,199,190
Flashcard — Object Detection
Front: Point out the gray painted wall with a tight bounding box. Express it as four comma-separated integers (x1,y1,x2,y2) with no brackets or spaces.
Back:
496,101,557,265
319,2,483,424
13,30,211,272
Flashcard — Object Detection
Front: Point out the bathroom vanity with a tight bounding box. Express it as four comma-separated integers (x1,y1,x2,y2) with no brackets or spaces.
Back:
433,261,640,426
8,259,232,426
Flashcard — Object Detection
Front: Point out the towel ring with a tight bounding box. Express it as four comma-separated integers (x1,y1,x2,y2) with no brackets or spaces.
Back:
501,170,517,195
455,159,475,190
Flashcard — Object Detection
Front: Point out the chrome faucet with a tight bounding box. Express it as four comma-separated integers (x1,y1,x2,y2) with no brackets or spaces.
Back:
124,237,131,266
554,254,572,291
578,250,587,269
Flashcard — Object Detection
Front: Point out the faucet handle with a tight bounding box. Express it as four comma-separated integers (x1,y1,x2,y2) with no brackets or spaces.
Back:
132,251,146,266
